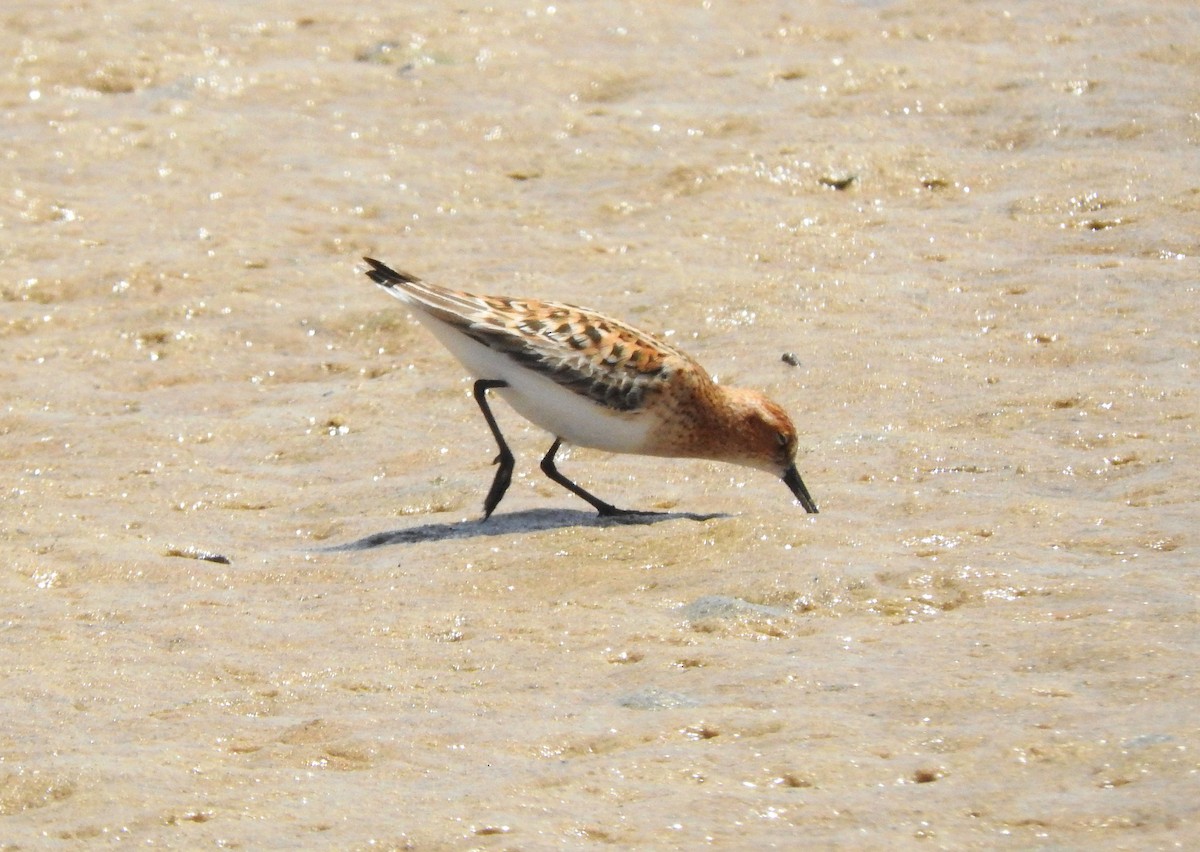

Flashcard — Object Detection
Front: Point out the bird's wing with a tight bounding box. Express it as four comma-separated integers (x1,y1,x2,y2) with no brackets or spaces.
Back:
364,258,697,412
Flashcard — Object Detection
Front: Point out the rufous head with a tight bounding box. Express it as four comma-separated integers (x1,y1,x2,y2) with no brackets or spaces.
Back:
723,387,819,513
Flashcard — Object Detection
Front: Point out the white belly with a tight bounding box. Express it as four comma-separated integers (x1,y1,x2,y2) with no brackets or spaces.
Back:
416,314,654,453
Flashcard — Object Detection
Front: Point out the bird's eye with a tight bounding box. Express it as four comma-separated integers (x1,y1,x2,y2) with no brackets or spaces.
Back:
776,433,788,447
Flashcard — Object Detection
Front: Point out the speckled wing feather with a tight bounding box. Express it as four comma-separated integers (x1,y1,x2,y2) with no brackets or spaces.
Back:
364,259,696,412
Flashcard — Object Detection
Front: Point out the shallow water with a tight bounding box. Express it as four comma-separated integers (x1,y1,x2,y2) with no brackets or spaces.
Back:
2,0,1197,847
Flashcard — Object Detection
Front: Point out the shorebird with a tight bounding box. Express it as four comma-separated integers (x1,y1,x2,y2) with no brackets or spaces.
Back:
363,257,818,518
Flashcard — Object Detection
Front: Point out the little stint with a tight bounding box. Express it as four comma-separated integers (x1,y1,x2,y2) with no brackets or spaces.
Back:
364,257,818,518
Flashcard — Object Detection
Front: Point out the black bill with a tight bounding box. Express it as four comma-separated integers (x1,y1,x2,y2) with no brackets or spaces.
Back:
782,464,819,514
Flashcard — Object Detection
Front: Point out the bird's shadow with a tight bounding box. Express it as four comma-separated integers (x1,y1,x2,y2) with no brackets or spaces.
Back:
316,507,727,551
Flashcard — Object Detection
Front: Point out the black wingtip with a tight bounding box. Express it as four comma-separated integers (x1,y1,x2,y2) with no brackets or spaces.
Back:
362,257,421,288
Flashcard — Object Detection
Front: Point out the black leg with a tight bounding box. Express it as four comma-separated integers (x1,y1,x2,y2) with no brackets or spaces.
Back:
473,380,514,519
539,437,633,517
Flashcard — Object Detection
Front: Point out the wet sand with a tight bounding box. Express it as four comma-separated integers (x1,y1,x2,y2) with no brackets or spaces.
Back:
2,0,1197,847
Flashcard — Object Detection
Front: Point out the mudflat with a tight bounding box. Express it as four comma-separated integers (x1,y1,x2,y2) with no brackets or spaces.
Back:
2,1,1196,846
